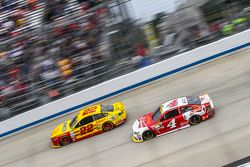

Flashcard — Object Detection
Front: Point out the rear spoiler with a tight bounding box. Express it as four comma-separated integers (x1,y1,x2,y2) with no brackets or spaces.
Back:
112,101,125,111
199,94,214,109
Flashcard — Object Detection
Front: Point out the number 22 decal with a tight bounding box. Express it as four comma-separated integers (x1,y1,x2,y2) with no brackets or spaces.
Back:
167,119,177,129
80,124,94,135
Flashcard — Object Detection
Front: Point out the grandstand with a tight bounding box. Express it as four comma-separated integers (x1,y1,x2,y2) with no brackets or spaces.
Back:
0,0,134,120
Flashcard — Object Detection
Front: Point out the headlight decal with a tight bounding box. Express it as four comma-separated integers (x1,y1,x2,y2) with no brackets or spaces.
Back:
109,115,117,120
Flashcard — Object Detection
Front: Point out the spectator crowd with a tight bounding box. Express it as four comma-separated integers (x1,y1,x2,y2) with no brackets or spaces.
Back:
0,0,111,120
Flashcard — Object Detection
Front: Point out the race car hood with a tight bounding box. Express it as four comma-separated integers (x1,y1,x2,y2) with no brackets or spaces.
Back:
133,113,154,132
51,120,71,138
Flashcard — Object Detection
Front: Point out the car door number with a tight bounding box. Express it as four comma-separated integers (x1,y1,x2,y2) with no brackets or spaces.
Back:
80,124,94,135
167,119,177,129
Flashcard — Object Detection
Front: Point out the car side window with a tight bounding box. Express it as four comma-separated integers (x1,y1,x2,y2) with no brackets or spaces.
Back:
180,106,193,114
161,109,179,121
93,113,107,120
75,116,94,128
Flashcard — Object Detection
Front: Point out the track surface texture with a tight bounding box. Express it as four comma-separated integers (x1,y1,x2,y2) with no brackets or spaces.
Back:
1,48,250,167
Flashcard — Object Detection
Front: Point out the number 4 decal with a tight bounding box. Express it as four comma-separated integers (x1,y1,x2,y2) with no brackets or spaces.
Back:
167,119,177,129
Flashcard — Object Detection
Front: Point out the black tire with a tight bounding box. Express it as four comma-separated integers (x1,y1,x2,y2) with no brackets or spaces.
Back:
60,136,71,146
102,122,114,132
142,130,155,140
189,115,201,125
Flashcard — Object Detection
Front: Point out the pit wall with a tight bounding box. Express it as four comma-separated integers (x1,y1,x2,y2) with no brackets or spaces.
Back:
1,30,249,139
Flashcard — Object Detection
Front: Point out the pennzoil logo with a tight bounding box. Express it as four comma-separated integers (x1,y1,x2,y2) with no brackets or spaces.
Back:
82,106,97,116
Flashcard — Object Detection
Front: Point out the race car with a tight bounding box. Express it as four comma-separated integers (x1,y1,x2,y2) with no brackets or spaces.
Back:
51,102,126,148
131,94,215,143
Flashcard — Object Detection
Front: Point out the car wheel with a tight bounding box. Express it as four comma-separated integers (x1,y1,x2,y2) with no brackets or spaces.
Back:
102,122,114,132
189,115,201,125
142,130,155,140
60,136,71,146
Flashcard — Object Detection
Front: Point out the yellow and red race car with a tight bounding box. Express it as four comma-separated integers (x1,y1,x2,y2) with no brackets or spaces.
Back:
51,102,126,148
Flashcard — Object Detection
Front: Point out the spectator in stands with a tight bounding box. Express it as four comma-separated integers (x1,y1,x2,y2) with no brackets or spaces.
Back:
136,43,147,57
8,42,24,64
27,0,38,10
56,0,67,17
57,57,74,83
71,37,87,55
2,17,15,32
210,21,221,34
43,7,56,23
30,56,43,83
132,43,150,68
91,48,105,75
41,65,61,87
0,51,12,72
210,21,223,39
200,27,210,38
81,49,92,65
12,7,26,28
8,64,22,81
0,80,7,105
1,0,16,10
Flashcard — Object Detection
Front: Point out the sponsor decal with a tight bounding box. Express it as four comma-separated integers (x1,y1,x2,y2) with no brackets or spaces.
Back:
79,124,94,135
82,106,97,116
200,96,205,102
167,119,177,129
152,122,163,130
180,121,189,127
96,120,103,124
138,117,147,128
152,122,164,133
167,99,178,108
94,124,102,130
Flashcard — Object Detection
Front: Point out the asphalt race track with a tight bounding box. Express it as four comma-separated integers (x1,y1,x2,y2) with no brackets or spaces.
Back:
0,48,250,167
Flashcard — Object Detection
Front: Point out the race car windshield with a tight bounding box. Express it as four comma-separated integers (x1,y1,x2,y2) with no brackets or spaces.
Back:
101,105,114,112
187,96,201,105
70,116,77,128
152,107,162,122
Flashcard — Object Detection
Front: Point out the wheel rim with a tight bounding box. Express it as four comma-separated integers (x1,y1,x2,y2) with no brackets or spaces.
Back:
61,136,70,145
103,123,113,131
191,116,200,124
143,131,154,140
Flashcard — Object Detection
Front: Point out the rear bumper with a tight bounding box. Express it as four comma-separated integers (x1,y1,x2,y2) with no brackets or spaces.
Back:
208,108,215,118
202,108,215,121
115,118,126,127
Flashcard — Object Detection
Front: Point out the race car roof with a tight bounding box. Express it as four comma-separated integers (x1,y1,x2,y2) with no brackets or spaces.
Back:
161,97,188,113
77,105,101,120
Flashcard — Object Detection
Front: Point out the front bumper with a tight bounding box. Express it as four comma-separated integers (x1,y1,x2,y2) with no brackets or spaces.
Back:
131,133,143,143
51,142,61,148
51,138,61,148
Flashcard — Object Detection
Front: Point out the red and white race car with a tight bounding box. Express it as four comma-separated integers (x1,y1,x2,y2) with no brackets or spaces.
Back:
131,94,215,142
